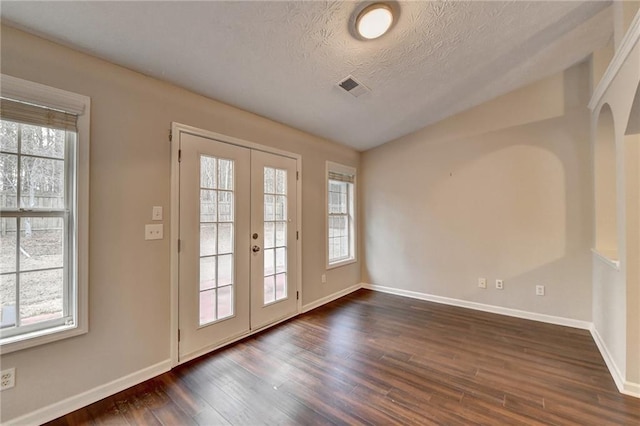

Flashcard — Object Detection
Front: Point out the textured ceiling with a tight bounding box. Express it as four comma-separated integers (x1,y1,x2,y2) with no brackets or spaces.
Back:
1,1,612,151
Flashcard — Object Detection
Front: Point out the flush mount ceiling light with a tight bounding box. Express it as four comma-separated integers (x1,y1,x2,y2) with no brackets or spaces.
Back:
356,3,394,40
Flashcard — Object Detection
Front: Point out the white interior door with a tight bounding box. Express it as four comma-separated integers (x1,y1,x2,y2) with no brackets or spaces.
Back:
177,130,299,362
250,150,298,329
178,134,251,361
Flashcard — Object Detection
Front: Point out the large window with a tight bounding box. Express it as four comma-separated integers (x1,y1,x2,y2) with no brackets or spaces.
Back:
327,162,356,267
0,76,89,353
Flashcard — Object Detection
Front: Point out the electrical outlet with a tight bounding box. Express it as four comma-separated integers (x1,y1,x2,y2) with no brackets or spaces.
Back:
496,279,504,290
478,278,487,289
1,368,15,391
321,274,326,284
145,224,163,240
536,285,545,296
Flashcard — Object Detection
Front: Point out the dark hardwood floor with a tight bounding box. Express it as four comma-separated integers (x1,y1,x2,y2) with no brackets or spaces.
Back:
47,289,640,425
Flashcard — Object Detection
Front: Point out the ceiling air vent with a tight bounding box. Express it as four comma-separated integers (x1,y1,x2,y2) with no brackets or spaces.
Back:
337,75,370,98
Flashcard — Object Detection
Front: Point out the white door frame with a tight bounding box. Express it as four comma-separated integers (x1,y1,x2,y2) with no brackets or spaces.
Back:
170,122,303,366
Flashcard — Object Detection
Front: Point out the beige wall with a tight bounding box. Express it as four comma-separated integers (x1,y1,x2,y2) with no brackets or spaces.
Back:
0,25,360,422
614,0,640,48
592,36,615,91
623,0,640,35
362,62,593,321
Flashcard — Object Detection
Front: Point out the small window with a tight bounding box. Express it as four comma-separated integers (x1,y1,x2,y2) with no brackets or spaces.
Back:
327,162,356,268
0,76,89,353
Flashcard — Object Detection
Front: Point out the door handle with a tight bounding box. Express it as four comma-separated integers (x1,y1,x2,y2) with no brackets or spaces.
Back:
252,245,261,253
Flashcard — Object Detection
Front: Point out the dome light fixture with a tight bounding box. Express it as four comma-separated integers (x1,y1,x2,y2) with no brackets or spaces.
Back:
356,3,394,40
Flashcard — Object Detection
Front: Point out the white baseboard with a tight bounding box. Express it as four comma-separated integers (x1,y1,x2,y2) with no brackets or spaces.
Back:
590,325,640,398
302,283,363,313
5,359,172,426
363,283,592,330
590,324,625,392
623,380,640,398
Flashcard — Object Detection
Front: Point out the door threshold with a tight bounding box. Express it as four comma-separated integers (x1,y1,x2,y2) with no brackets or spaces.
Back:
177,311,299,365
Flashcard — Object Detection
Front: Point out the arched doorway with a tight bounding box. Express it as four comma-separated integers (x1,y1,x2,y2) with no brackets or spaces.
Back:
594,103,618,259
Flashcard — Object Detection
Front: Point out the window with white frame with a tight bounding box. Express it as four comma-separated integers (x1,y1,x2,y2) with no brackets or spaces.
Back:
0,76,89,353
327,162,356,267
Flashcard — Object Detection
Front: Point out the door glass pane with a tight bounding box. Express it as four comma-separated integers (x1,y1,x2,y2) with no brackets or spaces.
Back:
199,289,216,325
275,195,286,220
275,274,286,299
264,167,275,193
218,159,233,190
200,256,216,291
264,275,275,304
200,190,217,222
218,191,233,222
275,247,286,274
200,224,217,257
264,194,275,221
275,222,286,246
264,222,275,249
217,285,233,319
275,169,286,195
200,156,217,189
264,248,274,276
217,223,233,254
199,155,235,326
263,167,288,304
217,254,233,286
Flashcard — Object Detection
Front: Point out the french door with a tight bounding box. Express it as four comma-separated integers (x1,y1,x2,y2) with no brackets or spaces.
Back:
177,131,298,362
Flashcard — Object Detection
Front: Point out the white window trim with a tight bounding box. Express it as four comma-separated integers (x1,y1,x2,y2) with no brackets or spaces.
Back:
0,74,90,354
326,161,357,270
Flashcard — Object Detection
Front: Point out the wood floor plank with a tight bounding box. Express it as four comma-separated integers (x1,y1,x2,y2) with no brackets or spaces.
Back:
46,289,640,425
154,373,210,418
84,396,130,425
112,386,162,426
191,407,232,426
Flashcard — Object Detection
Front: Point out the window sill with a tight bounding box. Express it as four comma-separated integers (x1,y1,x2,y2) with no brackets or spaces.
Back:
0,323,87,355
592,248,620,270
327,257,357,270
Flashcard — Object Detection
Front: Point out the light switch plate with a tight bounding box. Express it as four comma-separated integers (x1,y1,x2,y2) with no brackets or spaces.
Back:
478,278,487,289
152,206,163,221
145,224,163,240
